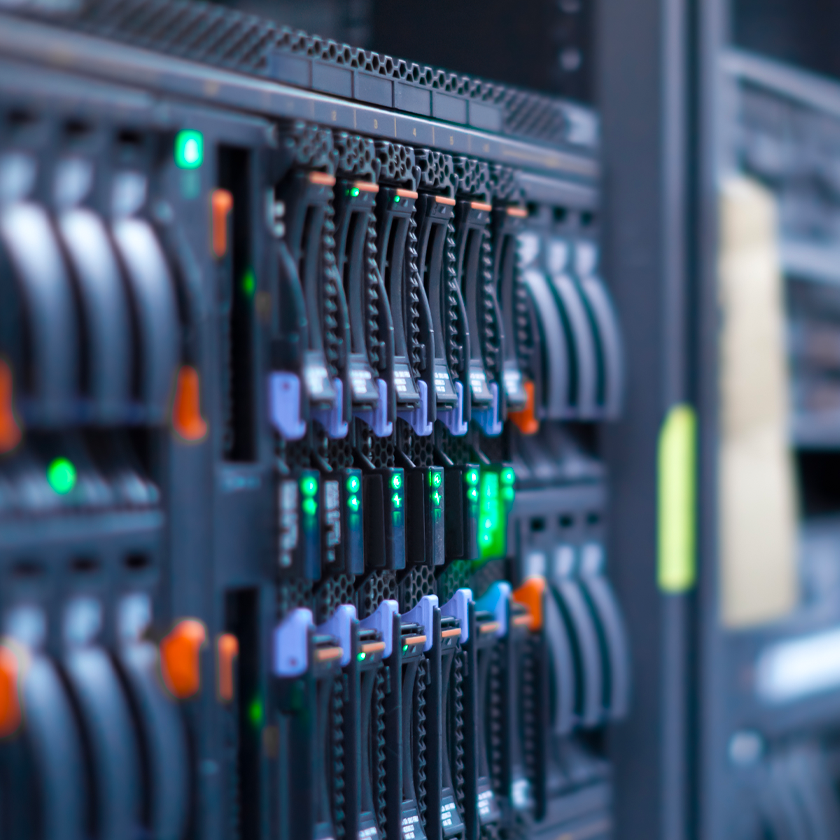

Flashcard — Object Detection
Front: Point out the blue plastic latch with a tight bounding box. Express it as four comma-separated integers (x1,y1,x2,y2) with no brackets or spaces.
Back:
472,381,503,436
273,607,313,676
360,599,398,658
438,381,468,436
397,379,433,436
475,582,511,639
402,594,438,652
317,603,356,667
440,588,473,643
355,378,393,438
268,372,306,440
312,377,348,439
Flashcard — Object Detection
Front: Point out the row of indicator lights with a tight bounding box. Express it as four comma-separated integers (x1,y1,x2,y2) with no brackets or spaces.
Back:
347,474,361,512
465,468,480,502
429,469,443,507
300,475,318,516
391,471,404,509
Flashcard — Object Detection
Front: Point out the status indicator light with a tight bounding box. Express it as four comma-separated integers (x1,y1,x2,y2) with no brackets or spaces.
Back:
392,493,403,509
432,491,441,506
350,187,361,197
394,195,401,203
241,269,255,297
468,487,479,501
302,498,318,516
301,477,318,496
248,697,263,728
174,130,203,170
357,652,366,661
478,471,506,560
47,457,76,495
347,475,360,493
465,469,479,487
391,473,403,490
501,468,515,485
402,644,408,652
348,495,360,512
430,470,442,488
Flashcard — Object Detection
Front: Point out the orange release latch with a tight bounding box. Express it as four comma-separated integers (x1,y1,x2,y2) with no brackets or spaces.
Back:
512,577,546,632
0,642,22,738
0,360,22,454
160,619,207,699
509,381,539,435
216,634,239,703
211,189,233,260
172,366,208,442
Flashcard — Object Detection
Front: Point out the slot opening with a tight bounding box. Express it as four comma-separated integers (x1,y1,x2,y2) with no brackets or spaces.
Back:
225,588,261,840
71,556,99,574
218,146,256,461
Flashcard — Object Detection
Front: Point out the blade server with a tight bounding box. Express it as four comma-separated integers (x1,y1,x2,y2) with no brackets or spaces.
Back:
0,3,629,840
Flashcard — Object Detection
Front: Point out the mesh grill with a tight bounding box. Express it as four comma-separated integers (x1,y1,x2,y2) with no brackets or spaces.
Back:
18,0,590,147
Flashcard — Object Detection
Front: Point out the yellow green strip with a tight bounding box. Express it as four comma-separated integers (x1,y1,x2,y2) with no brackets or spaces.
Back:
657,403,697,593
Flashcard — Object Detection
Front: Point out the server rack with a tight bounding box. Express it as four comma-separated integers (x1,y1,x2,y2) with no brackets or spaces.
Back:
0,4,629,840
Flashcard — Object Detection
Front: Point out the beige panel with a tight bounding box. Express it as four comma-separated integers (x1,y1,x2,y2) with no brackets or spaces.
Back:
718,177,799,628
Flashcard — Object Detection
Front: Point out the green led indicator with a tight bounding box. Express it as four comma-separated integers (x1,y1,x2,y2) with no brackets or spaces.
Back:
174,130,203,169
392,493,403,509
357,652,366,661
248,697,263,728
391,473,403,490
468,487,479,501
402,644,408,652
347,475,360,493
301,476,318,496
430,470,442,488
348,495,360,512
431,490,441,506
394,195,401,203
465,469,479,486
302,497,318,516
47,457,76,495
241,269,255,297
501,468,515,485
502,487,515,502
478,471,506,561
351,187,361,197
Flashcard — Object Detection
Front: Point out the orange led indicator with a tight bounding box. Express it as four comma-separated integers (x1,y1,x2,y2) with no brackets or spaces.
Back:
0,360,22,454
160,619,207,699
217,634,239,703
172,366,208,442
211,189,233,259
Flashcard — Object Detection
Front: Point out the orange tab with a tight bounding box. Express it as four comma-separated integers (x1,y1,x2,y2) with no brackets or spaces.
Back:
0,360,22,454
211,189,233,259
160,619,207,699
172,366,208,442
509,381,539,435
308,171,336,187
0,643,21,738
512,577,545,632
217,634,239,703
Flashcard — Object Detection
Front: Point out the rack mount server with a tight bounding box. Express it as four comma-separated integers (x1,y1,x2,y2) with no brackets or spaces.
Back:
0,4,629,840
